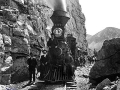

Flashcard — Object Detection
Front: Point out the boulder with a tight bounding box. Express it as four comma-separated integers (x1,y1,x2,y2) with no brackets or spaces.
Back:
12,27,25,37
111,85,117,90
3,34,11,46
117,79,120,90
11,57,29,83
4,56,12,64
0,24,10,36
11,66,29,83
0,55,13,85
2,34,11,52
96,78,111,90
11,37,29,54
0,55,13,74
89,38,120,85
0,74,11,85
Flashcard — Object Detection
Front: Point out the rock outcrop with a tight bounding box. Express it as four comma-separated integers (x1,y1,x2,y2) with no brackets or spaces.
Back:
89,38,120,85
0,0,87,84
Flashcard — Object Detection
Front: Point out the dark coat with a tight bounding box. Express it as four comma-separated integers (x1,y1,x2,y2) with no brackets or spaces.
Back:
40,55,47,65
27,57,37,70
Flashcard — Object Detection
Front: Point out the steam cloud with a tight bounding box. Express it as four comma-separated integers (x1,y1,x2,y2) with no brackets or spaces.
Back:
45,0,67,11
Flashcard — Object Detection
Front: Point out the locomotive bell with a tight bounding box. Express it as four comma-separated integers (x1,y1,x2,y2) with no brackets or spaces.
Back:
50,10,70,27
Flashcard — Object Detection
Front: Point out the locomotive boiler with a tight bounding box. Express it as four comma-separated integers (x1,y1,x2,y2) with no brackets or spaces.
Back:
38,0,76,83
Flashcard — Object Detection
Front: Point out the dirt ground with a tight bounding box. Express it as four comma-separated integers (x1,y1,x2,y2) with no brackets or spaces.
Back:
0,64,94,90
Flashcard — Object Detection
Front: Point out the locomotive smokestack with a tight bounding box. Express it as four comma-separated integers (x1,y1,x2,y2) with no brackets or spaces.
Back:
50,0,70,27
46,0,70,38
50,10,70,27
45,0,70,26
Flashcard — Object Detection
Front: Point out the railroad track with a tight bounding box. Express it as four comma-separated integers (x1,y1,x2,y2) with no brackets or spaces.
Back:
65,81,77,90
27,81,77,90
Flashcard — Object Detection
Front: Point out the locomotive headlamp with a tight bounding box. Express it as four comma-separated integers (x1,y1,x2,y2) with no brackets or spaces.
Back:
53,28,63,37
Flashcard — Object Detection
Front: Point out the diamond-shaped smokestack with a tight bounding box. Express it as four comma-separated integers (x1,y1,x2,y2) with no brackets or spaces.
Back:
50,10,70,27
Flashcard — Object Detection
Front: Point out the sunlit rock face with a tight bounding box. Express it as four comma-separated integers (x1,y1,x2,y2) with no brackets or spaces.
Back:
0,0,87,84
66,0,87,50
89,38,120,85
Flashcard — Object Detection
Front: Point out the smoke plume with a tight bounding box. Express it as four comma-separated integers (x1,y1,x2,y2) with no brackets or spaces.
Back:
45,0,67,11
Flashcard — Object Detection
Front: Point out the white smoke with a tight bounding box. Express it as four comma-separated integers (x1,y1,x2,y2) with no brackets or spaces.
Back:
45,0,67,11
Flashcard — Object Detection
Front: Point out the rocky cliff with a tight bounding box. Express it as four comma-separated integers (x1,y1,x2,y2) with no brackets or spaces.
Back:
0,0,87,84
66,0,87,50
89,38,120,86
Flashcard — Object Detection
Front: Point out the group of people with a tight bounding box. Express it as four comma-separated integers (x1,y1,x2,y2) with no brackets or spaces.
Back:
27,49,47,84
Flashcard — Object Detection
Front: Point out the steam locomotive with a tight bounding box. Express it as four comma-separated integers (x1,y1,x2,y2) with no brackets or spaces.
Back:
38,10,77,82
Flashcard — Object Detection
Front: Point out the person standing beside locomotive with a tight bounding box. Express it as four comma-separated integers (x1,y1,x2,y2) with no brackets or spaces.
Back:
39,49,48,78
27,53,37,84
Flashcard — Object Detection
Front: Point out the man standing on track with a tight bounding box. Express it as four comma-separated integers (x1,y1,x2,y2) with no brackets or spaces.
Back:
27,53,37,84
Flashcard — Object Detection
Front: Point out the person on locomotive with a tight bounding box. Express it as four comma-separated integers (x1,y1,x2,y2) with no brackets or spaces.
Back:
64,51,75,76
47,34,59,63
47,34,58,48
27,53,37,83
40,50,47,64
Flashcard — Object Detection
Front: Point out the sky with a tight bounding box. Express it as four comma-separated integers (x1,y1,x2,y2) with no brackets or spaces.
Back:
79,0,120,35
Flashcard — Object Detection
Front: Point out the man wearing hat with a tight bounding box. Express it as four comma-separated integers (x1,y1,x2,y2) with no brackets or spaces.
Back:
39,49,48,78
27,53,37,83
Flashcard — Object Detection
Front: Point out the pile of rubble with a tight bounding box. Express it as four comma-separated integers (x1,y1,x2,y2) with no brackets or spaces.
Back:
74,64,120,90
